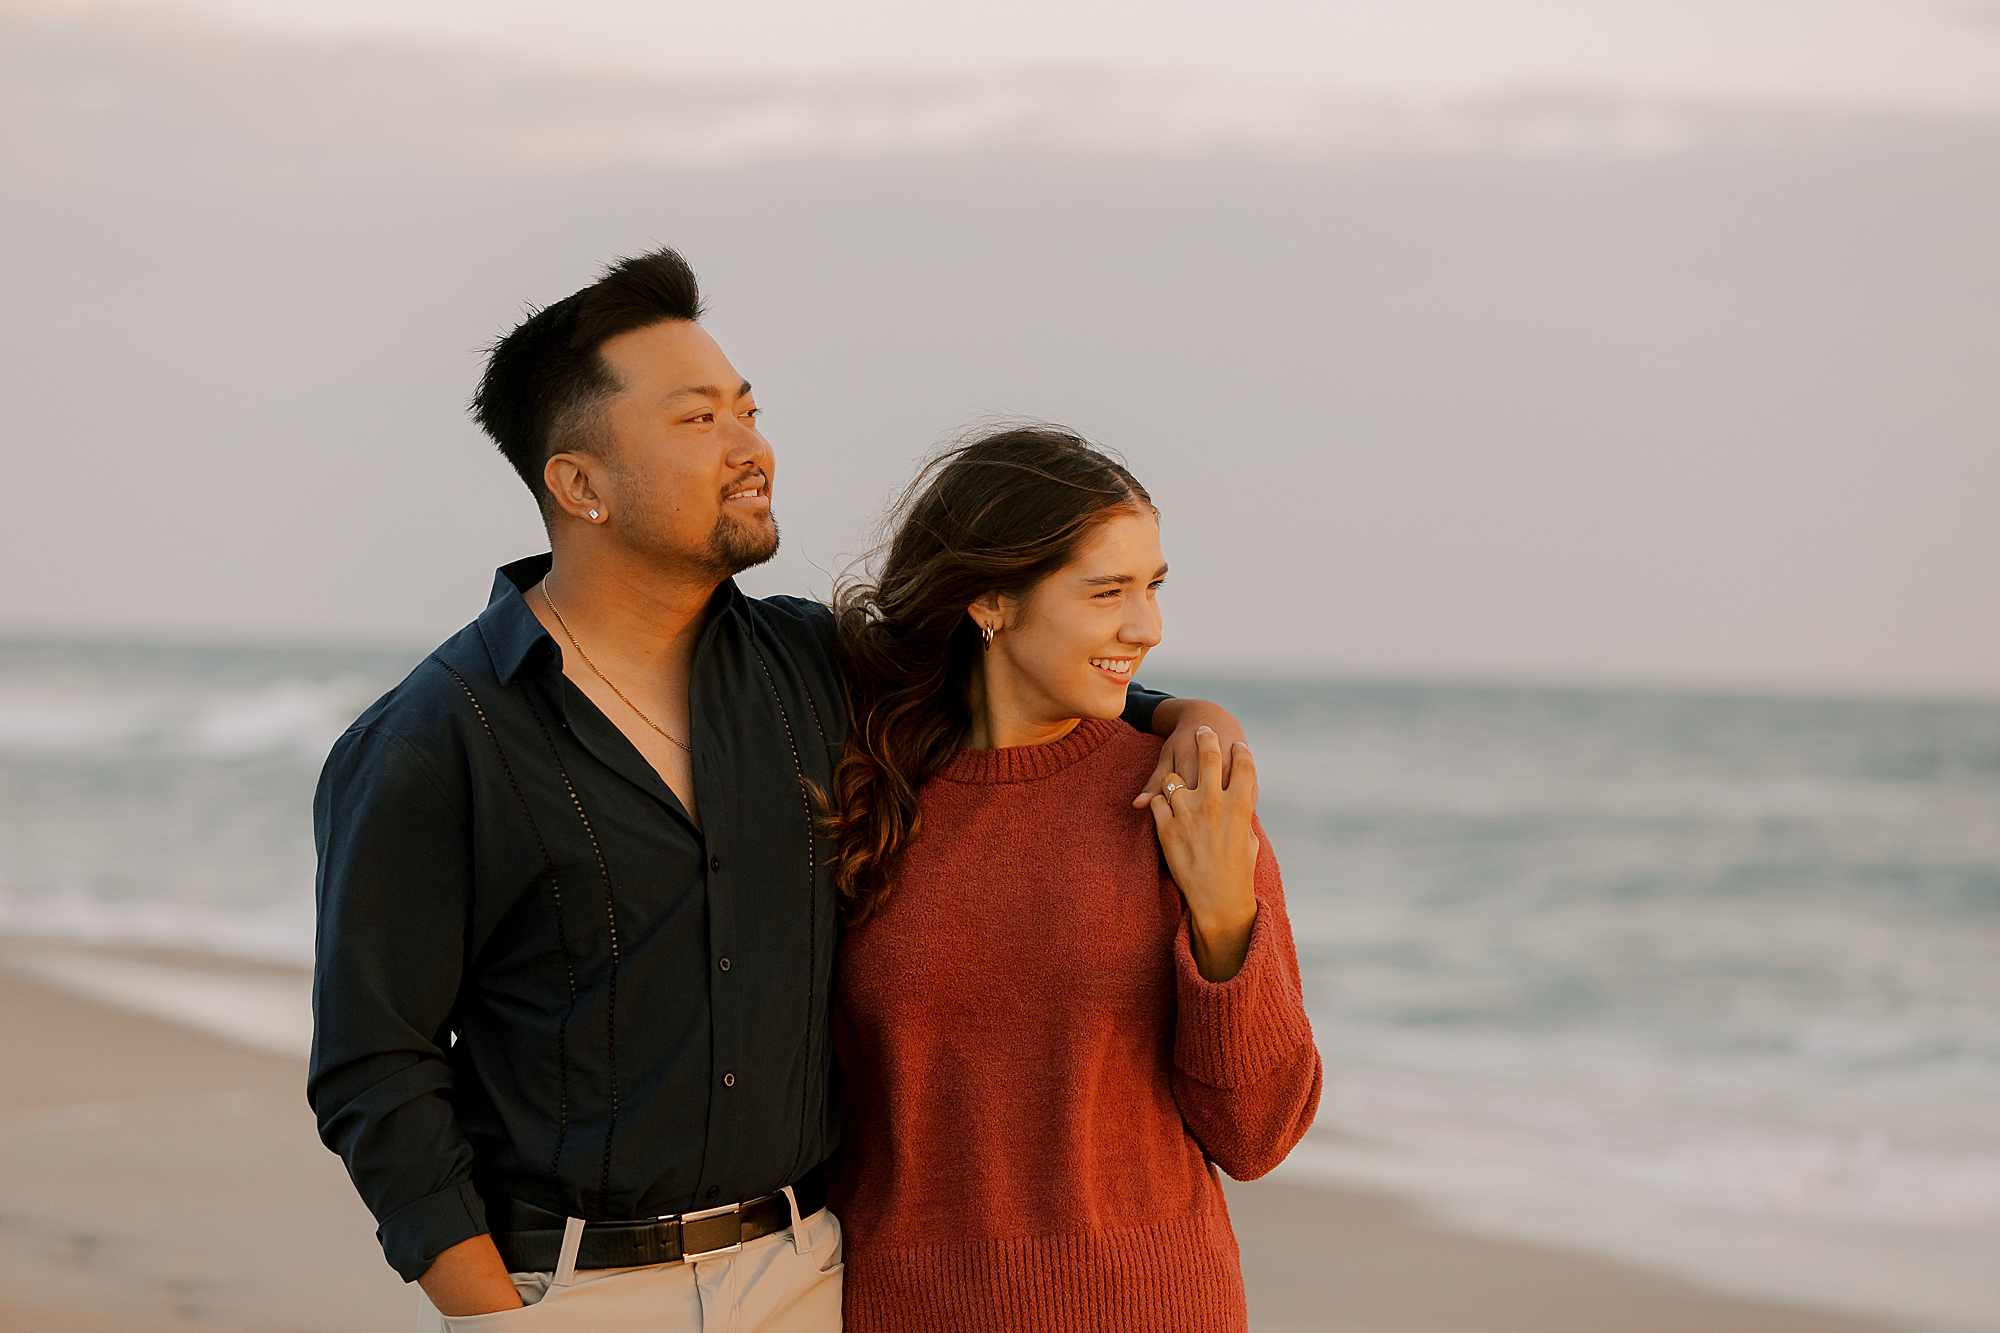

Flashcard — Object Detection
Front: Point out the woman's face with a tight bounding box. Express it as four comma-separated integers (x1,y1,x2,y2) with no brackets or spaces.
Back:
986,507,1167,724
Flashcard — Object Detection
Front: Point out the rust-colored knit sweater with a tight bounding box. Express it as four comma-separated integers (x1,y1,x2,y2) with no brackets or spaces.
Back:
827,718,1322,1333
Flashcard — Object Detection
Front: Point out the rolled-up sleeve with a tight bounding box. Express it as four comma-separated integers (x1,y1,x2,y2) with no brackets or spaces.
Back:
309,724,488,1282
1121,681,1174,734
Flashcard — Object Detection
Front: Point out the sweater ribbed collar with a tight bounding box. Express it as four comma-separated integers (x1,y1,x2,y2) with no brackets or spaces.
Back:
938,717,1122,785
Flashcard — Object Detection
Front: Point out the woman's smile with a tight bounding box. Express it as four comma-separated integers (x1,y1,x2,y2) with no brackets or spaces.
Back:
1089,655,1139,683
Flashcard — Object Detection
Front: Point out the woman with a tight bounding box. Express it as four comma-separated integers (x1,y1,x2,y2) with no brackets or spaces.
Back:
823,426,1321,1332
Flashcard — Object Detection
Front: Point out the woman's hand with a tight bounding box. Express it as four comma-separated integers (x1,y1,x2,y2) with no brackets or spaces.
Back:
1133,699,1247,808
1149,726,1260,982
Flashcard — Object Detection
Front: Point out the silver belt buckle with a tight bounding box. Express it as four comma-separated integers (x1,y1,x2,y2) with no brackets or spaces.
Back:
675,1200,743,1260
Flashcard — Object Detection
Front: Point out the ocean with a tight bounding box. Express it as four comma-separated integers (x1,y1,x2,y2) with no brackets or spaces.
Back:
2,639,1995,1328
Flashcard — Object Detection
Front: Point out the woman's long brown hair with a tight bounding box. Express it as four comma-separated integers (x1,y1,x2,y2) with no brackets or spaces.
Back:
826,425,1153,922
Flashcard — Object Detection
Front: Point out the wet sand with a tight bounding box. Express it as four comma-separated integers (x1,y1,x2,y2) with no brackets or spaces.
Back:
1222,1176,1909,1333
0,955,407,1333
0,942,1911,1333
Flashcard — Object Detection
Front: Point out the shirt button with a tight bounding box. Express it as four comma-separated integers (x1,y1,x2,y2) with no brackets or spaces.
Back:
710,855,722,872
718,957,731,972
706,1185,720,1200
722,1072,736,1088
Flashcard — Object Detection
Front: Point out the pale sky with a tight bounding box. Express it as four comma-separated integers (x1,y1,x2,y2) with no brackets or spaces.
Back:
4,1,1998,694
84,0,2000,109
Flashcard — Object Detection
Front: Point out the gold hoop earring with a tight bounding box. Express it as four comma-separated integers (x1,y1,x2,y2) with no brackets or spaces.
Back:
981,622,995,650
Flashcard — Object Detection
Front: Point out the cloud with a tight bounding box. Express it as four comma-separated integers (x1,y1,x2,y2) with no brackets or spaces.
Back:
4,0,1998,692
7,0,1992,189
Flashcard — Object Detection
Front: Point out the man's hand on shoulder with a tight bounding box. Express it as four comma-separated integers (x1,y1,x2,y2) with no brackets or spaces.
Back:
1134,697,1250,809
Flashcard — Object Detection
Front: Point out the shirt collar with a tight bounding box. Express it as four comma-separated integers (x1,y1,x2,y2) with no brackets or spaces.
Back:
477,553,749,688
481,554,557,687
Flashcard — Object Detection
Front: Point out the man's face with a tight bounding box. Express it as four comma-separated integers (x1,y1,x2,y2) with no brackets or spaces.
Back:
583,319,778,577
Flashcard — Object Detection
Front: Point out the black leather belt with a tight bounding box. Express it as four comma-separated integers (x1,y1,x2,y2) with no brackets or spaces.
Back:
489,1166,826,1274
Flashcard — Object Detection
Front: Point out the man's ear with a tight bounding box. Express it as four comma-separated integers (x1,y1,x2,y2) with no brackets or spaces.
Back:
544,453,607,524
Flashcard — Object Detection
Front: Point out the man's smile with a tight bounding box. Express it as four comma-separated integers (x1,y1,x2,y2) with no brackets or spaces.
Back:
725,480,771,510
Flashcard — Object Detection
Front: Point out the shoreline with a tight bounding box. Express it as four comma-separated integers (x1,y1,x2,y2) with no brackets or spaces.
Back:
0,938,1920,1333
1223,1176,1912,1333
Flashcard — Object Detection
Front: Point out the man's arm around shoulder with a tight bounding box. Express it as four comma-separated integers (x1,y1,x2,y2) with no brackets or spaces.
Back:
1128,691,1251,809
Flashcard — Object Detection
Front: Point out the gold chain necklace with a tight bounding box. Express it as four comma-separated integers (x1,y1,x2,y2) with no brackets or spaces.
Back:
540,581,692,754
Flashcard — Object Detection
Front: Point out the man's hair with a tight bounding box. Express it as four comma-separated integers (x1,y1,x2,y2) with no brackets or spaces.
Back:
471,248,705,509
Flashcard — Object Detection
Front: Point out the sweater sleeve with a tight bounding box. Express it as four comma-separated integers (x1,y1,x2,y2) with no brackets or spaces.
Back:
1169,818,1322,1181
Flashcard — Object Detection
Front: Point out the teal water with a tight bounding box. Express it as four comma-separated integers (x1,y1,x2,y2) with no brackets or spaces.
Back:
4,640,1998,1312
0,639,411,958
1160,675,2000,1234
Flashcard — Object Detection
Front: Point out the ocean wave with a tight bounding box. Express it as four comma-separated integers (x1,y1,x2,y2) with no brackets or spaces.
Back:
0,892,315,966
1261,758,2000,829
1311,1023,2000,1227
0,679,374,762
1276,1135,2000,1330
0,693,164,750
185,680,370,758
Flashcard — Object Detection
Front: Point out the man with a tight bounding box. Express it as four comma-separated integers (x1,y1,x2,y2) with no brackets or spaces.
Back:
310,248,1244,1330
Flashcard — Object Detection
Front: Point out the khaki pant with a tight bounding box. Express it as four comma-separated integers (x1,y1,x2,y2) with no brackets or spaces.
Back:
418,1208,842,1333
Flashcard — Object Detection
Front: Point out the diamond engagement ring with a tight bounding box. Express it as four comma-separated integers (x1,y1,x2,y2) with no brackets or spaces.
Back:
1163,781,1183,795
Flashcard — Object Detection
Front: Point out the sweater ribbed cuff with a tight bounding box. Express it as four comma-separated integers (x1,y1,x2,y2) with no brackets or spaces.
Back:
1173,906,1314,1089
377,1178,489,1283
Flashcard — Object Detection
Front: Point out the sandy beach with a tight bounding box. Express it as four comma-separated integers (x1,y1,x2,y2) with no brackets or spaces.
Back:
0,941,1913,1333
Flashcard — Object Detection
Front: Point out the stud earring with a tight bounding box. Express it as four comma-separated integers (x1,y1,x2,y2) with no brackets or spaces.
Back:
588,509,600,520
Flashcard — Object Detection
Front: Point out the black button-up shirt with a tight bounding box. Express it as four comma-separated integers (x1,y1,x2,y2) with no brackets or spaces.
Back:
311,556,1167,1281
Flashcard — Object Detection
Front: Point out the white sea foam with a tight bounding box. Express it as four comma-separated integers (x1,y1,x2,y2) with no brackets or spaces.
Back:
0,892,316,965
0,947,312,1059
0,678,373,761
1276,1135,2000,1331
186,679,372,759
1309,1027,2000,1226
0,692,165,750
